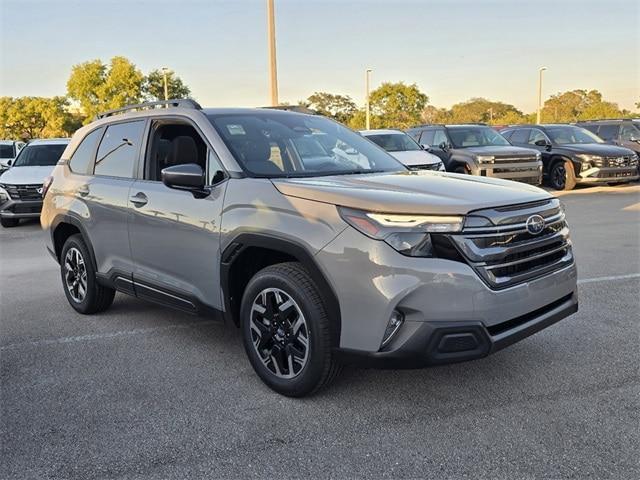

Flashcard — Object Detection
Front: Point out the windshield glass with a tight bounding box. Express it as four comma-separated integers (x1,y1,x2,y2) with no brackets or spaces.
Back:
545,126,604,145
12,144,67,167
207,112,406,177
447,126,510,148
0,144,14,159
365,133,421,152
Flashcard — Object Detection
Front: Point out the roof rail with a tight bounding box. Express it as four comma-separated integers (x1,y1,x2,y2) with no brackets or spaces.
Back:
575,118,639,123
95,99,202,120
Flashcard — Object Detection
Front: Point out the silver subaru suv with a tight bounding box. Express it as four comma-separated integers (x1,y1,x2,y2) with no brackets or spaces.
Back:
41,100,578,396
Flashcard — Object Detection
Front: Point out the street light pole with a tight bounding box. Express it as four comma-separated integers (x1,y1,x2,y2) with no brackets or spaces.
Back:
365,69,372,130
537,66,547,124
161,67,170,103
267,0,279,106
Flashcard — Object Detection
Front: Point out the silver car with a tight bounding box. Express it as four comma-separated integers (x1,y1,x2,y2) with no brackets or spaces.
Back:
41,100,578,396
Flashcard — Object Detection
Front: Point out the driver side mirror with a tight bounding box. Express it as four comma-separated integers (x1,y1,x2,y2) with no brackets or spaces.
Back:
439,141,450,151
534,139,550,147
161,163,209,198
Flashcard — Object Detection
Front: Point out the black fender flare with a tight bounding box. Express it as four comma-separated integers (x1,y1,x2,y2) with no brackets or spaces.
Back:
220,233,342,337
50,214,98,270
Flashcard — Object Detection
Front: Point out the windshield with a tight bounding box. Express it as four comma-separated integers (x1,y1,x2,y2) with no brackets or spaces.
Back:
365,133,421,152
207,112,406,177
0,144,15,159
545,126,604,145
447,127,510,148
12,144,67,167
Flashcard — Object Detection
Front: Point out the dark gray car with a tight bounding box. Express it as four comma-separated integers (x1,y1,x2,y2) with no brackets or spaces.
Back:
41,101,578,396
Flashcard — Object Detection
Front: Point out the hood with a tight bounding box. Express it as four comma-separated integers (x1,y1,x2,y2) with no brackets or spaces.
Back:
272,171,552,215
554,143,636,156
0,165,54,185
389,150,441,166
460,145,539,156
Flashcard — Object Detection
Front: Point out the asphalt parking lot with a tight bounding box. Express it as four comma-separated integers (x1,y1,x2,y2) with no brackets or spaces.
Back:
1,185,639,480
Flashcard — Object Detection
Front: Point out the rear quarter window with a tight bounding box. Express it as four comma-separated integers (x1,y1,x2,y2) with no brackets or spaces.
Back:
94,121,145,178
69,128,103,174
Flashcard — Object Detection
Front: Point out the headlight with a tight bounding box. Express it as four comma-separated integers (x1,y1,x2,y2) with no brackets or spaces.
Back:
437,161,446,171
576,154,601,163
535,152,542,161
476,155,494,164
0,184,8,202
338,207,464,257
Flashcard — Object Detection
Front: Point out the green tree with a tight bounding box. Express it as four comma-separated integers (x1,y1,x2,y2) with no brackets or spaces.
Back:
302,92,357,124
67,56,144,122
446,98,524,124
144,69,191,101
541,89,622,122
420,105,451,124
0,96,81,140
350,82,428,129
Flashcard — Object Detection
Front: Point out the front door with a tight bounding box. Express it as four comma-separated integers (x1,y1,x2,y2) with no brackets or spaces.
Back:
128,118,228,312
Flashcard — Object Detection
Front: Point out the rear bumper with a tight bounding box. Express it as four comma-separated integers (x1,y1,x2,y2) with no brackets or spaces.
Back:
336,291,578,368
0,198,43,219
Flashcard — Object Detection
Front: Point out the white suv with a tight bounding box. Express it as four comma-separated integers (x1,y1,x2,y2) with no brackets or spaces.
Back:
360,129,445,171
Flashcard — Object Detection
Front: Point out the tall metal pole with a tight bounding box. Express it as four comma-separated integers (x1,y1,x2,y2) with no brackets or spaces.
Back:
537,66,547,124
161,67,169,104
365,69,372,130
267,0,279,106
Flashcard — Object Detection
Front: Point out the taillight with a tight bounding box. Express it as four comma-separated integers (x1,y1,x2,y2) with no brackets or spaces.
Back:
42,176,53,198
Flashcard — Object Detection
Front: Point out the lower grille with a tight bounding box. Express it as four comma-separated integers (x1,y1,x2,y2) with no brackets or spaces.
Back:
449,198,574,289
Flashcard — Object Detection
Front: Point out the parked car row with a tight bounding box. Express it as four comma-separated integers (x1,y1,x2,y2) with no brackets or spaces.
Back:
356,121,638,191
0,140,26,174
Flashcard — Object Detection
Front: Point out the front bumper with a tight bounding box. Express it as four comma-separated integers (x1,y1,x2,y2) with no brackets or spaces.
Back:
0,198,43,219
473,161,543,185
577,167,639,184
317,226,578,359
337,292,578,368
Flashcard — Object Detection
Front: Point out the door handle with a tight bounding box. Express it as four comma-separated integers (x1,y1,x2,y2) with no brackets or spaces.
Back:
78,186,89,197
129,192,148,207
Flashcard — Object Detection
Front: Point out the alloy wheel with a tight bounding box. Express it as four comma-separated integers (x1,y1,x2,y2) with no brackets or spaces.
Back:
64,247,87,303
249,288,310,379
552,164,566,189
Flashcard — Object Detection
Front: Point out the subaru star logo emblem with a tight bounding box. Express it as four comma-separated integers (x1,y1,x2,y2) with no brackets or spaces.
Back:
526,214,545,235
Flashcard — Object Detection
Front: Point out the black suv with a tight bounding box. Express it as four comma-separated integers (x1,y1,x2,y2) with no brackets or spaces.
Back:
577,119,640,166
501,124,639,190
406,124,542,185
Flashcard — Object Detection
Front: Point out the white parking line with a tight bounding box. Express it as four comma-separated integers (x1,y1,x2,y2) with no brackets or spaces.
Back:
578,273,640,285
0,320,218,352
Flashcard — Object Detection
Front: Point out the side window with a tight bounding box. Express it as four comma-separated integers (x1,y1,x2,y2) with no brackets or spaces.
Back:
207,151,226,184
144,121,208,181
94,121,145,178
68,128,103,174
620,123,640,141
528,129,548,145
501,130,514,140
510,129,530,144
432,129,448,147
597,124,619,141
419,130,435,145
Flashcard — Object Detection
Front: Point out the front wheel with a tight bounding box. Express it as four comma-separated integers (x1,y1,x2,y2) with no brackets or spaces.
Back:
240,262,341,397
60,234,115,314
549,160,577,190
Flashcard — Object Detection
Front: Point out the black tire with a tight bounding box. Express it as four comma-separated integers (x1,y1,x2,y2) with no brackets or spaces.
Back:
240,262,341,397
1,217,19,228
549,159,577,190
60,234,115,314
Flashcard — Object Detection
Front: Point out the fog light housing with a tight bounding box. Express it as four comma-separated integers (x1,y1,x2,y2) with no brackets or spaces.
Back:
381,310,405,348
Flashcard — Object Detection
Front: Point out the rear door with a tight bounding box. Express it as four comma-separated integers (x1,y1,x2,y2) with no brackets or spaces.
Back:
128,117,228,312
82,120,145,289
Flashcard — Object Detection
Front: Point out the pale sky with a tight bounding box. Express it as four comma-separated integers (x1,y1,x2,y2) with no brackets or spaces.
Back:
1,0,638,113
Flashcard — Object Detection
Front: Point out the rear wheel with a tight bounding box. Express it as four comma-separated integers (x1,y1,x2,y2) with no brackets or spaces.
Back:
240,262,341,397
549,159,577,190
1,217,19,228
60,234,115,314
